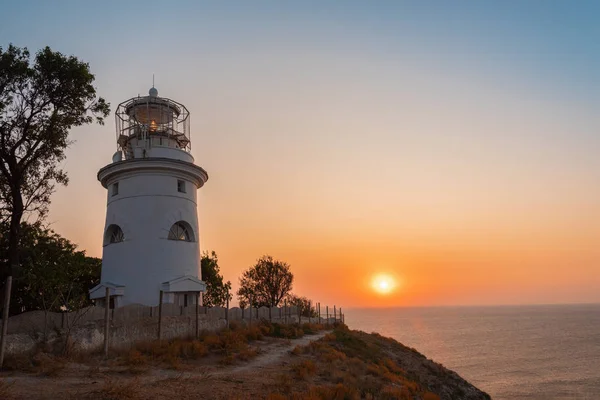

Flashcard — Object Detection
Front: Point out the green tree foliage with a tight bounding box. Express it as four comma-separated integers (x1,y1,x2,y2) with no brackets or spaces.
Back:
237,255,293,308
0,44,109,284
200,251,232,307
0,222,101,315
285,294,317,317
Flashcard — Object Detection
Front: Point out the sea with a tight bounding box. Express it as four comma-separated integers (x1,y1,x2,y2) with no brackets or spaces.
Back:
345,304,600,400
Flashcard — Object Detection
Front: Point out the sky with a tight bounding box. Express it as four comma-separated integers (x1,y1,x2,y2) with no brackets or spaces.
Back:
2,0,599,307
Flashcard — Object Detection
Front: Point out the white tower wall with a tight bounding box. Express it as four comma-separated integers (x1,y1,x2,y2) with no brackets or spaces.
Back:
90,88,208,307
100,174,201,306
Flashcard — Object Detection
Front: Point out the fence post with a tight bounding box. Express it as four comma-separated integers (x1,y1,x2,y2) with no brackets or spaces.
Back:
298,303,301,324
104,287,110,357
334,305,337,323
225,289,230,329
284,299,287,324
158,290,164,340
317,302,320,323
249,296,253,326
326,306,329,327
269,306,272,322
308,301,311,324
339,307,343,324
195,292,200,339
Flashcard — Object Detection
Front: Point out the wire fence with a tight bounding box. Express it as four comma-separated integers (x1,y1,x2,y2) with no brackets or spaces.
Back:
0,288,345,363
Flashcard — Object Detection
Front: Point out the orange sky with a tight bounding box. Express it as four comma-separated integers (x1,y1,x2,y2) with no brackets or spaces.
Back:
7,2,598,308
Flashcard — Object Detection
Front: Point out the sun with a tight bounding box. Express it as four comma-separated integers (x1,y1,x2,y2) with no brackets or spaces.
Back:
371,274,396,295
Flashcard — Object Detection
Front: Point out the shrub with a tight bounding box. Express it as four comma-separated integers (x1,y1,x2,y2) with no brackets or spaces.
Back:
293,359,317,380
124,350,147,366
380,385,411,400
243,325,263,341
291,345,304,356
219,354,236,365
301,322,323,334
236,346,259,361
202,334,222,350
305,383,360,400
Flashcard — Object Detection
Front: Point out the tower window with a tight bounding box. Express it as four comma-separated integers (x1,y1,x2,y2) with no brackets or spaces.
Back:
112,182,119,196
177,180,186,193
104,224,124,245
168,221,194,242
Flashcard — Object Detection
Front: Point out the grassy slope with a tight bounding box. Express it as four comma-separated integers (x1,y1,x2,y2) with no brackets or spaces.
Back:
0,322,491,400
267,324,491,400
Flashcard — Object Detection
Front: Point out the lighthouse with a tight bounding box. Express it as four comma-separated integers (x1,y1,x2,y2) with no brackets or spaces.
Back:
89,87,208,307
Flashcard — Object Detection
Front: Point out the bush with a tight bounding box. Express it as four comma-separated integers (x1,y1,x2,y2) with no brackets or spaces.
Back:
236,346,259,361
291,345,304,356
293,359,317,380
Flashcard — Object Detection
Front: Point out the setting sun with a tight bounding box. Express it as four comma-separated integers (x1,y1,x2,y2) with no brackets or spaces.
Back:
371,274,397,295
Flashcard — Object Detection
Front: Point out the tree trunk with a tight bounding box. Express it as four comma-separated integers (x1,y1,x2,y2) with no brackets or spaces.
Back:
7,189,24,281
0,276,13,368
0,190,22,368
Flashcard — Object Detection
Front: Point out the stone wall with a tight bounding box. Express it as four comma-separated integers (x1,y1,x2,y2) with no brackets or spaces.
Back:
0,304,337,355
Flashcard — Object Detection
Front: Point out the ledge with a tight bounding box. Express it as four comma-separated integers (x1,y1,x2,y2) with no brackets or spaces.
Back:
98,158,209,189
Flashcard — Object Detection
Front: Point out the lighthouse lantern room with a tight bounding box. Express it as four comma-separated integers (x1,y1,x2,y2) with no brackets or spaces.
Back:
89,87,208,307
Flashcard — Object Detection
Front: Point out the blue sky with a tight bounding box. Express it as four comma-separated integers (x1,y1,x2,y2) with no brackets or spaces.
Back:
2,1,599,306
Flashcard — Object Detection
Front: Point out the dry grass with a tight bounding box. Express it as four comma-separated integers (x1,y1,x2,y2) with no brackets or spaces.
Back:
292,359,317,380
5,320,328,376
3,351,67,377
115,321,327,369
265,394,288,400
2,323,480,400
264,324,452,400
0,379,15,400
91,378,141,400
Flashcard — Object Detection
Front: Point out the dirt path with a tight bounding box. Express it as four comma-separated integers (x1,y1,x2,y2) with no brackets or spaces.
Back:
146,330,329,381
227,330,328,375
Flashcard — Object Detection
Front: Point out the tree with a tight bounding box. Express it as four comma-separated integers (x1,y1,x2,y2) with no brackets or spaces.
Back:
285,294,317,318
237,255,294,308
0,44,109,286
200,251,232,307
0,221,101,315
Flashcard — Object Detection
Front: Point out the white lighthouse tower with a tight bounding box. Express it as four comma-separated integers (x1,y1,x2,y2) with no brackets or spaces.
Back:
89,87,208,307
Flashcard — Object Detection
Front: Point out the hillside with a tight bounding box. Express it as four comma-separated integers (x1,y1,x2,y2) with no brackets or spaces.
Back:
0,322,490,399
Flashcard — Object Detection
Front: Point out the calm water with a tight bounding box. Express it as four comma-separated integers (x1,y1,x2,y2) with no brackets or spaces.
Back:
345,304,600,399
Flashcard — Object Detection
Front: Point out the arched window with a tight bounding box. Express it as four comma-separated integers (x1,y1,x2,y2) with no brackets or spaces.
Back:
168,221,195,242
104,224,124,245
